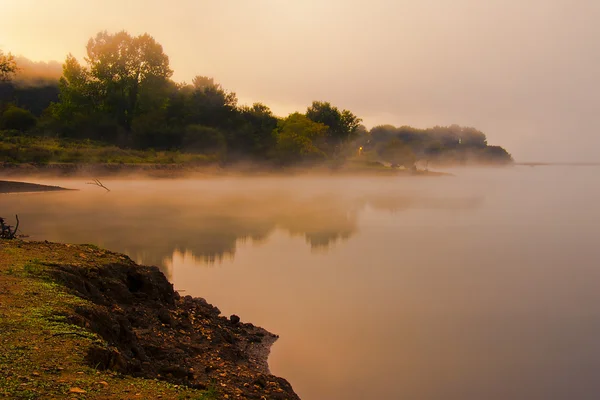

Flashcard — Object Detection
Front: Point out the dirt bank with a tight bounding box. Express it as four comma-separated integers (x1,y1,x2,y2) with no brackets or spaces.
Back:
0,240,300,399
0,180,73,193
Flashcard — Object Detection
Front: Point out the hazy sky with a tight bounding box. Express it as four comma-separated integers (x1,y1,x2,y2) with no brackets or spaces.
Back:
1,0,599,161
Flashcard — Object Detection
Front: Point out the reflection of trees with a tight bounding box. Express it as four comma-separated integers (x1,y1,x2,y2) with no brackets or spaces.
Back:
2,188,481,277
362,195,483,213
6,191,359,275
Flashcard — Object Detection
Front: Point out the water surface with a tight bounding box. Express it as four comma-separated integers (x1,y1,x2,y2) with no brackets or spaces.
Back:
1,167,599,400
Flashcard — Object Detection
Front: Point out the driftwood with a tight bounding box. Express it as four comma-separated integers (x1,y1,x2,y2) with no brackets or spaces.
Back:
86,178,110,192
0,215,19,239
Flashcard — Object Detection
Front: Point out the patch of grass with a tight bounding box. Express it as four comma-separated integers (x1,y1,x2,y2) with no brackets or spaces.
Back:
0,130,219,165
0,240,211,399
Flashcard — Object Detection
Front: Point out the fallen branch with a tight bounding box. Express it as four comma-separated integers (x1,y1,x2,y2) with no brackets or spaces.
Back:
86,178,110,192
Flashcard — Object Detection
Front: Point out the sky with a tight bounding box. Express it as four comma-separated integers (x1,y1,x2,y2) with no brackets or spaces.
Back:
1,0,599,161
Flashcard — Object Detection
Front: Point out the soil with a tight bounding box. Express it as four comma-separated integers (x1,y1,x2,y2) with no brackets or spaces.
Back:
0,240,300,399
0,180,73,194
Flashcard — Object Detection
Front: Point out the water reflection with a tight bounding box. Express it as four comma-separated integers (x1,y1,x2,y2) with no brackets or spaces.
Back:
0,179,481,278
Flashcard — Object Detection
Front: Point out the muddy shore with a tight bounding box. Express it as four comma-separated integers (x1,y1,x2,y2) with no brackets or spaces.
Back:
0,180,73,194
0,240,300,399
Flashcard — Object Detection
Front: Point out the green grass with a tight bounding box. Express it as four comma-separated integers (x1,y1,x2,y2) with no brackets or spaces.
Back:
0,240,218,399
0,130,219,164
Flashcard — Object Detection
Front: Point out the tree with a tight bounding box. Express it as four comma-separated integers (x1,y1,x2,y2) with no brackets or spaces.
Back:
306,101,361,150
0,51,17,82
1,105,37,132
174,76,238,129
182,125,227,155
237,103,278,156
84,31,172,130
378,138,416,169
274,113,328,163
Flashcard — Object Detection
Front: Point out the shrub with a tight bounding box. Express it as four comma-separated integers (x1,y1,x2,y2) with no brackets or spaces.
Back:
1,106,37,132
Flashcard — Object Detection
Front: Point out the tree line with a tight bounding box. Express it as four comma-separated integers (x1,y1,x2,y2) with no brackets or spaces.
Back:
0,31,512,167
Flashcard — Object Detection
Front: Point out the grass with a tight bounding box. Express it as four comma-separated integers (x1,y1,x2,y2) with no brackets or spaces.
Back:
0,240,216,399
0,130,219,165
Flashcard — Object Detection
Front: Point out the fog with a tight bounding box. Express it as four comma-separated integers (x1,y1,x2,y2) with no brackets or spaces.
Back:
11,56,62,87
2,168,600,399
0,175,480,274
2,0,600,161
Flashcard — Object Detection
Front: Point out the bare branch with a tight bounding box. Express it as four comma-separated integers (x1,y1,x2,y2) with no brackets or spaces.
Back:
0,214,20,239
12,214,19,239
86,178,110,192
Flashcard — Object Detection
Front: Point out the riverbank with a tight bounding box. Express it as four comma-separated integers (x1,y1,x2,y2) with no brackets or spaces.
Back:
0,180,73,193
0,240,300,399
0,162,452,178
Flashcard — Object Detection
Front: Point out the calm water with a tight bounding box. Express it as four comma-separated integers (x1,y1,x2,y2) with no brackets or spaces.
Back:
2,167,600,400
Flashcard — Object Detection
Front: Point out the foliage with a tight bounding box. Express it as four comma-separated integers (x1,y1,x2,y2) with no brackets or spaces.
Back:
0,51,17,82
182,124,227,155
367,124,512,165
306,101,361,150
1,105,37,132
377,138,417,168
0,30,513,167
0,130,216,164
274,113,328,163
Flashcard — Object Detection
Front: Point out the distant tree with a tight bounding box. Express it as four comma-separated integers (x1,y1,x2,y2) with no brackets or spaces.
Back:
377,137,416,169
479,145,513,163
455,125,487,148
0,51,17,82
274,113,328,163
192,76,220,91
178,75,238,128
182,124,227,155
236,103,278,156
54,54,93,114
370,125,398,144
49,54,104,139
85,31,173,130
1,105,37,132
306,101,361,150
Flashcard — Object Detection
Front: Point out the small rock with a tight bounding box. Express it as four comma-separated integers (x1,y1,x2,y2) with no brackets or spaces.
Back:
230,314,240,324
157,309,173,326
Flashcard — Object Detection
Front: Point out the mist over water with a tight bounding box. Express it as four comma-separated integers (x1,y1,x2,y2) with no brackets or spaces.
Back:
2,167,600,399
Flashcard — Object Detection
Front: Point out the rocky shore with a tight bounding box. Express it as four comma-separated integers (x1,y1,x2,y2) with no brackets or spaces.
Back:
0,240,300,399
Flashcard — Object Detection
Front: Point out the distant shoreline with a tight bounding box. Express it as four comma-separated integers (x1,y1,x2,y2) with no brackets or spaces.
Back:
0,179,73,194
516,162,600,166
0,162,454,178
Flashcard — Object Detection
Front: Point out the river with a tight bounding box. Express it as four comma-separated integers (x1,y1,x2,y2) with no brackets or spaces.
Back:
1,166,599,399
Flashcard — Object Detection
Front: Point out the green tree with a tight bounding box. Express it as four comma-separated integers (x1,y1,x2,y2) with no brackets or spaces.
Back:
274,113,328,163
236,103,278,156
0,51,17,82
378,138,416,169
53,54,92,115
85,31,173,130
306,101,361,150
1,105,37,132
182,124,227,155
